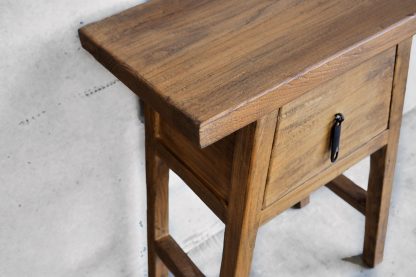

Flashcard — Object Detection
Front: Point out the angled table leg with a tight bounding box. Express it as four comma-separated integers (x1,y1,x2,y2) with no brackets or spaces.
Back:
145,105,170,277
363,38,412,267
220,112,278,277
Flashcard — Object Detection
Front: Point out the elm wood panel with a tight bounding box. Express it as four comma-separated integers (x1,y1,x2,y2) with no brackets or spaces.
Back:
363,38,413,267
263,48,395,207
155,141,228,223
159,117,235,202
144,105,170,276
79,0,416,147
155,235,204,277
220,112,278,276
260,131,389,225
326,174,367,215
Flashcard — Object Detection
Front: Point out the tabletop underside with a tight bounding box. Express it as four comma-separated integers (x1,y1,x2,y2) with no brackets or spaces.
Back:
79,0,416,147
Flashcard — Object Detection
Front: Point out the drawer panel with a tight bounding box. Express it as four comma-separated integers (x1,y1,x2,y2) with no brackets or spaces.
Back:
263,47,396,207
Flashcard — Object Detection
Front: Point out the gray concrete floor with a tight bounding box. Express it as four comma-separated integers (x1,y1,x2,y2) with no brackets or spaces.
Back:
175,108,416,276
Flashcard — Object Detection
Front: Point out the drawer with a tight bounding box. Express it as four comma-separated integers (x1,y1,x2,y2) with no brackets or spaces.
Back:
263,47,396,208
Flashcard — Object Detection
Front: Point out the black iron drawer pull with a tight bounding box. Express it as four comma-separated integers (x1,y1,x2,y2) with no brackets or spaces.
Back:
330,113,345,163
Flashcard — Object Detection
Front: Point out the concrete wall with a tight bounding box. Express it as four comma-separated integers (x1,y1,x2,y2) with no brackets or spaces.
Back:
405,36,416,113
0,1,414,276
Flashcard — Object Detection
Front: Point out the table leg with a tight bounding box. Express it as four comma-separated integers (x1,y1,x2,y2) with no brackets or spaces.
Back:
145,105,169,277
220,113,278,276
363,38,412,267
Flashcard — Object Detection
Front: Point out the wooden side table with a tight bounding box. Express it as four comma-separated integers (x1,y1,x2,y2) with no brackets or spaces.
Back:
79,1,416,276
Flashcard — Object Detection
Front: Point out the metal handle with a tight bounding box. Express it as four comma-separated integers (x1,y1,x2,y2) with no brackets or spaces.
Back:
330,113,344,163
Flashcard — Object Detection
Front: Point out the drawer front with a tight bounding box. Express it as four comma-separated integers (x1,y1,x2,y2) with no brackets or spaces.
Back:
263,47,396,207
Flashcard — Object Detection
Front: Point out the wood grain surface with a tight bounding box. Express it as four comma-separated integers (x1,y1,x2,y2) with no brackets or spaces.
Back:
263,48,395,207
159,117,235,202
79,0,416,147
